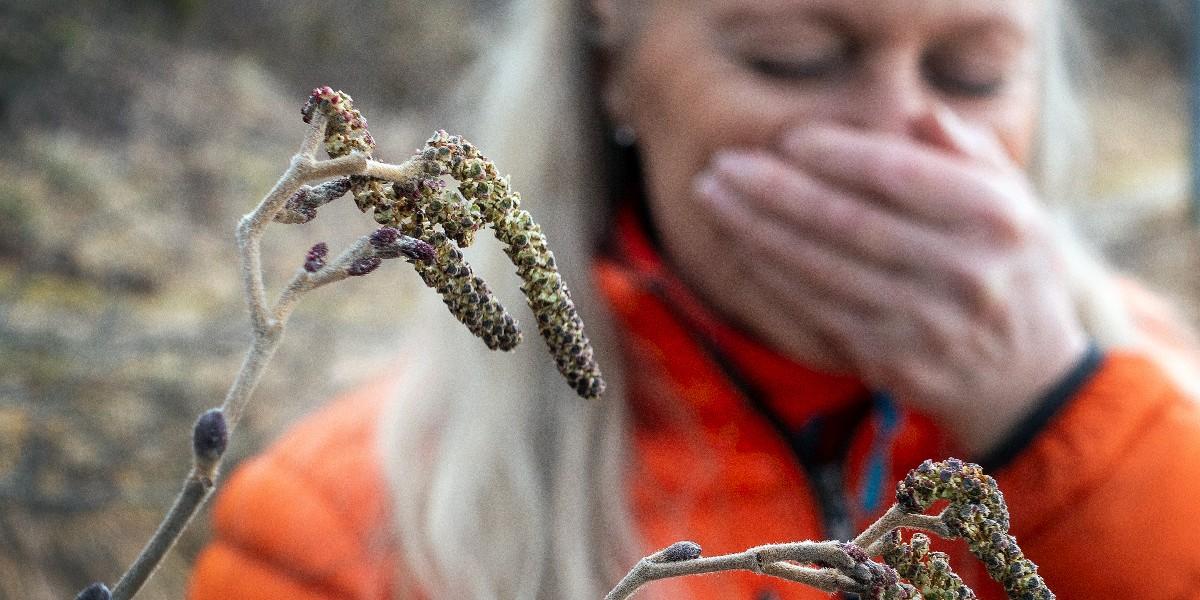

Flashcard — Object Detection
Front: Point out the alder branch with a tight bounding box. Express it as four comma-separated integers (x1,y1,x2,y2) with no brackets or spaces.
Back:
605,540,862,600
75,91,446,600
608,459,1056,600
855,505,952,554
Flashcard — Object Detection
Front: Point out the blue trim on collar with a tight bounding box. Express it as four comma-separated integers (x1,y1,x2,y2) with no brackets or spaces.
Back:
860,391,899,515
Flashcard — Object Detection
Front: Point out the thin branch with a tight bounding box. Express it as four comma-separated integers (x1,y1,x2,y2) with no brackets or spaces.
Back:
89,109,433,600
109,472,211,600
605,541,854,600
298,112,327,158
853,505,952,551
271,237,373,323
235,113,329,333
754,541,855,568
108,410,226,600
608,509,958,600
761,562,862,593
360,157,429,182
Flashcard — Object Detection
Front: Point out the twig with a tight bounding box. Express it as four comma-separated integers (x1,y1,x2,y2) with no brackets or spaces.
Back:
761,561,862,592
109,472,211,599
108,410,226,600
86,100,435,600
854,505,953,552
609,459,1055,600
605,540,857,600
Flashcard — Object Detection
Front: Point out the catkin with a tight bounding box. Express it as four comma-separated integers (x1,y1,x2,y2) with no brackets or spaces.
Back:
302,88,523,353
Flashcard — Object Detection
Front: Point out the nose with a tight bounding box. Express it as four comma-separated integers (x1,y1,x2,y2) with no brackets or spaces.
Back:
833,52,936,138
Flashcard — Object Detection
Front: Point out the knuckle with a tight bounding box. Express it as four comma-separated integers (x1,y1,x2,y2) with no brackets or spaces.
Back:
979,181,1040,245
752,159,794,198
948,261,986,299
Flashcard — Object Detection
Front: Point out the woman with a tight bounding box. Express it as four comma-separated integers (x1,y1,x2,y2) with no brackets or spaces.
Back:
188,0,1200,598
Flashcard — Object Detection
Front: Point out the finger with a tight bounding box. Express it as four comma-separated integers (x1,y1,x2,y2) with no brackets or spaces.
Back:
781,125,1031,243
695,171,958,316
705,150,1023,326
741,245,876,377
708,150,961,275
910,105,1015,172
708,216,851,371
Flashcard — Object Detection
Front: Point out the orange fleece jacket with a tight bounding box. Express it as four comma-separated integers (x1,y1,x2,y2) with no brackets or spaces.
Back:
190,217,1200,599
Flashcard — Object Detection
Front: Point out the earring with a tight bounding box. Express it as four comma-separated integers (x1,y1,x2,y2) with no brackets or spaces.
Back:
612,124,637,147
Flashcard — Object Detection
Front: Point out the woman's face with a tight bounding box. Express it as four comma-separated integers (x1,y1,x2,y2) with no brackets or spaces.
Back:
601,0,1041,349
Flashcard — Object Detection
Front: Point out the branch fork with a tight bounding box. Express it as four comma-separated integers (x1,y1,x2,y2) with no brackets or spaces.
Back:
608,459,1055,600
77,97,443,600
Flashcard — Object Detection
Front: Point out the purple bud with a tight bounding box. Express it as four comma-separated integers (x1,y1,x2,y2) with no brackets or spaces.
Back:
74,583,112,600
326,177,353,198
193,409,228,464
838,542,870,563
400,239,436,263
393,180,418,198
347,256,383,276
369,226,401,249
659,541,702,563
74,583,111,600
285,187,309,209
305,242,329,273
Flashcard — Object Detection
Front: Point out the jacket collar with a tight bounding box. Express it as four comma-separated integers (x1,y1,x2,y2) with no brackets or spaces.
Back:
595,207,869,432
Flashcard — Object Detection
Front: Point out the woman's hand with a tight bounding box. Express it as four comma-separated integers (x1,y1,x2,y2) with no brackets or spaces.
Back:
693,108,1088,455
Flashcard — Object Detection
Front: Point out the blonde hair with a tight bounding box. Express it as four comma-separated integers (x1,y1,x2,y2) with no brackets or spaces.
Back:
378,1,1189,598
380,1,636,597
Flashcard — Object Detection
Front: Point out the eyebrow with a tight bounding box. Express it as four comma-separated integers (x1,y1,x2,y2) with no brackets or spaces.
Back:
714,0,1032,42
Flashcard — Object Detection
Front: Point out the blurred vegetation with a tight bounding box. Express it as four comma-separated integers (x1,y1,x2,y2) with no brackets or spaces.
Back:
0,1,1195,599
0,1,499,597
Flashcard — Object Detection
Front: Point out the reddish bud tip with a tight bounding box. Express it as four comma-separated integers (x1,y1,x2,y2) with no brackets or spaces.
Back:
304,242,329,272
402,239,436,263
348,256,383,276
838,542,871,563
369,226,401,249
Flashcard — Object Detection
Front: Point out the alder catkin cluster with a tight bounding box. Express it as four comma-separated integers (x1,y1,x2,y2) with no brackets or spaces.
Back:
894,459,1054,599
880,531,976,599
301,86,521,353
423,130,605,399
299,87,604,398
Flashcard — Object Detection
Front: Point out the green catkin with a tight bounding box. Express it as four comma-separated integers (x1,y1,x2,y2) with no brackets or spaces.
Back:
894,459,1054,599
301,88,524,354
423,130,605,399
300,89,604,398
881,531,977,600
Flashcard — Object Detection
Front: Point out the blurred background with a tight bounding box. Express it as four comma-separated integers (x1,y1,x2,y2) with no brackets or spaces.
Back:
0,1,1195,598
